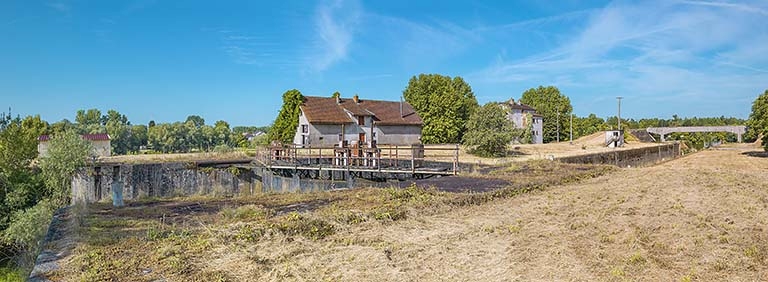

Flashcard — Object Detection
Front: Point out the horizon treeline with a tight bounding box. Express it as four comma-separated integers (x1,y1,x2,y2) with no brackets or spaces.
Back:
8,108,270,154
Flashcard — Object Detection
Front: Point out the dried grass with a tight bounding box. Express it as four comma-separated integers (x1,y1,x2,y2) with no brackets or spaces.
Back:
48,144,768,281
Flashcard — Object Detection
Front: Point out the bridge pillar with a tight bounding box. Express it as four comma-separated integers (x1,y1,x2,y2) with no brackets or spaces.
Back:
738,133,742,143
659,134,665,142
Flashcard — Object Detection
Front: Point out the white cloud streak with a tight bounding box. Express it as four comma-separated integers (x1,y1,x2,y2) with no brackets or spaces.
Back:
470,0,768,117
308,0,361,72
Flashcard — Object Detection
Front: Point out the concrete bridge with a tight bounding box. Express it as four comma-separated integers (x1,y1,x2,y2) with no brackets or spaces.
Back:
646,126,746,142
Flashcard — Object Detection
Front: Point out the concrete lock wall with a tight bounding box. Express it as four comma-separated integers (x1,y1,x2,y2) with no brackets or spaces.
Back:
72,163,260,202
70,163,358,203
558,143,681,167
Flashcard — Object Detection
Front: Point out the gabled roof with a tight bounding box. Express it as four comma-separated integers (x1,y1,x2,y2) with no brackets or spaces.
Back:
38,133,111,142
300,96,422,126
508,102,536,111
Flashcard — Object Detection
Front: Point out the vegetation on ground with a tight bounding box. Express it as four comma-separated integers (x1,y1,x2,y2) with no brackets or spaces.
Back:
46,145,768,281
0,110,93,277
47,160,613,281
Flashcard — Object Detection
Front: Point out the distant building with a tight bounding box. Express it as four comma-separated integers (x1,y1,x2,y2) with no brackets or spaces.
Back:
502,99,544,144
243,131,265,142
605,130,624,148
293,95,423,147
38,134,111,158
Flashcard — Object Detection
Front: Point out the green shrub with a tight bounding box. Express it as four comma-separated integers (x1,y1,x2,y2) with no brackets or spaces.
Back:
2,200,55,270
272,212,335,240
0,266,24,282
213,144,233,153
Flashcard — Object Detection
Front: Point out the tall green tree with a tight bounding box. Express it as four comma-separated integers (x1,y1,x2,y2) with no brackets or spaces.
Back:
463,103,514,157
746,90,768,150
268,89,304,144
129,125,148,151
0,112,46,230
75,109,103,126
104,110,131,154
403,74,479,144
39,130,92,206
520,86,572,143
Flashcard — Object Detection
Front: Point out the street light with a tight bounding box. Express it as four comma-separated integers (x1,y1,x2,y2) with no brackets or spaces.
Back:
570,112,573,145
556,111,560,143
616,96,623,131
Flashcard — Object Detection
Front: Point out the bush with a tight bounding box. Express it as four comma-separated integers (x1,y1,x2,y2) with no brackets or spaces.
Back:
213,144,233,153
463,103,514,157
0,266,23,282
2,200,55,270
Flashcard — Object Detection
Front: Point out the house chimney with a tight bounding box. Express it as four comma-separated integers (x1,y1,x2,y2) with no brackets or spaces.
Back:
336,96,341,104
353,94,359,103
400,96,404,118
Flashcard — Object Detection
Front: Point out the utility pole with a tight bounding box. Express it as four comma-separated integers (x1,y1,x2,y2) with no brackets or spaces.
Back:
617,96,623,131
556,111,560,143
570,112,573,145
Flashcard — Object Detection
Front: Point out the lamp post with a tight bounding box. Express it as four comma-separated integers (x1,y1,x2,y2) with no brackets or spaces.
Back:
556,111,560,143
570,112,573,145
617,96,623,131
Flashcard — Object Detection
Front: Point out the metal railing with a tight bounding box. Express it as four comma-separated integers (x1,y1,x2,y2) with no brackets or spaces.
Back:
255,144,460,175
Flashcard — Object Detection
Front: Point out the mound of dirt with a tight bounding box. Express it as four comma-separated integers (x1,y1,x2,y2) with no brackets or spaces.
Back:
573,132,606,146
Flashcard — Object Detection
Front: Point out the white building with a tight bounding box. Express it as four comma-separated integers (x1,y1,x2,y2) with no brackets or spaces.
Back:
38,133,111,158
293,95,423,147
503,99,544,144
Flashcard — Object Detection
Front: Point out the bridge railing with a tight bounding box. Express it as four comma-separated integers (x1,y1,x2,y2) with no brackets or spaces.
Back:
255,144,460,175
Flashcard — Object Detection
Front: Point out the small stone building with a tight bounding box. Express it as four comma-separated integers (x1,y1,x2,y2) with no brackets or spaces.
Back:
293,95,423,147
38,133,111,158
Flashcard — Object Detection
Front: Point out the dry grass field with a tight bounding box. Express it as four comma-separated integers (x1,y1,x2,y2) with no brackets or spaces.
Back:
44,144,768,281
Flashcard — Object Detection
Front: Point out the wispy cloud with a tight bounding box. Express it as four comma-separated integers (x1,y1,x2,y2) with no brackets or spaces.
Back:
307,0,362,72
682,0,768,16
469,1,768,117
206,28,301,68
46,1,71,15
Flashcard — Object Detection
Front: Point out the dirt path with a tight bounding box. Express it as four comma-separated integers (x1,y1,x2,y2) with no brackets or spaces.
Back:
220,147,768,281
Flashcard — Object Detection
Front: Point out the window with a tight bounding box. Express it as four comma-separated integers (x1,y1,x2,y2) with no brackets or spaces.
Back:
358,116,365,125
338,134,343,141
301,125,308,133
372,132,376,139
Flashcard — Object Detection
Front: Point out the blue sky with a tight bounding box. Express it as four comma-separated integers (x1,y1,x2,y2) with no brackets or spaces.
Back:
2,0,767,126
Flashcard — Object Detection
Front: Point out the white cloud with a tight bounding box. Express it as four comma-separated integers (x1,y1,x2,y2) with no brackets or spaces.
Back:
47,1,71,14
308,0,362,72
470,0,768,117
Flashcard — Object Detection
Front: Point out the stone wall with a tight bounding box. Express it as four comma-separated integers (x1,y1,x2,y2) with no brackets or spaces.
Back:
557,143,680,168
70,163,370,203
72,163,260,203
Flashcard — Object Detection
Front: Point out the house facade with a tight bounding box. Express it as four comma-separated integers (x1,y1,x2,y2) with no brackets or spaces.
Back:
38,133,111,158
293,95,423,147
503,99,544,144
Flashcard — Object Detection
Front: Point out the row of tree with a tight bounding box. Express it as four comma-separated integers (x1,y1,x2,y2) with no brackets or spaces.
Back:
399,74,754,155
266,74,754,156
16,109,268,154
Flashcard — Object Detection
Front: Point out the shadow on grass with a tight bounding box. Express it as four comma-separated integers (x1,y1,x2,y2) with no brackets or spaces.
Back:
742,151,768,158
